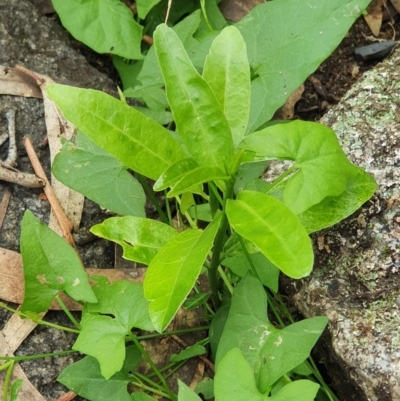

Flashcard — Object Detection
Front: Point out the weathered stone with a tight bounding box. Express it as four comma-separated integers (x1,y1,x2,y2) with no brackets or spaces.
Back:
288,47,400,401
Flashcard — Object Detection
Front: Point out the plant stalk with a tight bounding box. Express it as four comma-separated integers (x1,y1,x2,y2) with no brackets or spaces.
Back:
208,179,235,308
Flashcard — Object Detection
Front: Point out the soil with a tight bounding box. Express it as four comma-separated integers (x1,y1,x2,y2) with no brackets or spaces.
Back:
2,1,400,400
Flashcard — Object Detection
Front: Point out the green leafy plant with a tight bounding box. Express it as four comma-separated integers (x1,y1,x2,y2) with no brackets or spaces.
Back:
1,1,376,400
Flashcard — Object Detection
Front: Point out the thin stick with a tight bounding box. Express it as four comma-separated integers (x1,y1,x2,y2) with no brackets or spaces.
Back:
165,0,173,24
0,187,11,229
23,136,76,247
55,391,77,401
0,164,44,188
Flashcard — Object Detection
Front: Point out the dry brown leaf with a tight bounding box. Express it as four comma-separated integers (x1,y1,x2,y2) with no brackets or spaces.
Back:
0,332,46,401
274,85,304,120
0,248,145,310
219,0,264,22
364,0,384,36
0,66,42,98
16,68,84,233
389,0,400,13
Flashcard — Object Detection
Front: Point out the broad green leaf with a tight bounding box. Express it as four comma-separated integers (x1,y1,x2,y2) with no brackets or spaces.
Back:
133,106,173,125
52,0,143,59
216,273,328,392
234,161,268,195
113,56,143,92
215,348,267,401
222,232,258,259
221,252,280,292
188,203,212,223
168,166,229,197
297,167,377,233
144,213,222,332
171,344,207,362
154,24,234,170
74,277,154,379
226,191,313,278
154,158,200,191
53,132,146,217
46,84,186,180
178,380,203,401
126,11,194,109
236,0,371,131
240,120,359,215
20,210,97,313
270,381,319,401
203,26,250,146
135,0,162,19
58,345,141,401
91,216,177,265
195,378,214,400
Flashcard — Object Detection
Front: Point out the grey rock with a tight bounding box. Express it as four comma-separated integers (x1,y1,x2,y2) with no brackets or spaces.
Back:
288,47,400,400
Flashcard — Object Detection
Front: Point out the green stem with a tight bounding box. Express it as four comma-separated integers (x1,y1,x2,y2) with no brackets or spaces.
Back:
136,326,209,341
55,295,81,330
265,165,296,193
131,370,166,392
3,361,14,401
208,179,235,308
208,182,223,207
128,332,177,401
238,235,262,281
0,350,77,362
136,174,168,224
217,266,233,295
130,380,170,398
0,303,80,334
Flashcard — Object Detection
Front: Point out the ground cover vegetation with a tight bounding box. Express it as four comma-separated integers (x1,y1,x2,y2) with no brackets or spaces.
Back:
1,0,376,400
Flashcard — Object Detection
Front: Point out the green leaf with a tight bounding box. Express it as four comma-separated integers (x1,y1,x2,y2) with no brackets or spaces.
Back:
129,11,214,111
52,0,143,59
135,0,162,19
132,106,173,125
154,158,200,191
53,132,146,217
58,345,141,401
209,298,231,361
236,0,371,131
188,203,212,223
226,191,313,279
91,216,178,265
269,381,319,401
216,273,328,392
183,292,210,310
297,167,377,233
144,213,222,332
195,378,214,400
113,57,143,92
168,167,229,197
46,84,186,180
131,393,158,401
20,210,97,313
240,120,360,215
154,24,234,170
170,344,207,362
73,277,154,379
222,252,280,292
10,379,23,401
178,380,203,401
234,161,268,195
215,348,266,401
203,26,250,146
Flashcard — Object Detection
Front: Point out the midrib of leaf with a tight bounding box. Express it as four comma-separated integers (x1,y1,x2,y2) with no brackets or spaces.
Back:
161,232,203,315
74,97,174,168
236,199,303,262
